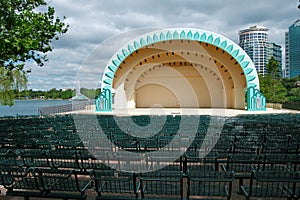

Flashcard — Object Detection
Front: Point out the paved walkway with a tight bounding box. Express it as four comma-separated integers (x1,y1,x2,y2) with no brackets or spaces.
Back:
74,108,300,116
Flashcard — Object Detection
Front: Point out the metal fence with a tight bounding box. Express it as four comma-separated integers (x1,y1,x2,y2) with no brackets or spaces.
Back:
38,100,95,116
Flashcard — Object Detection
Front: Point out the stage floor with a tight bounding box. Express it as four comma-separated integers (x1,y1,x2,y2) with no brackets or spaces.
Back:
73,108,300,116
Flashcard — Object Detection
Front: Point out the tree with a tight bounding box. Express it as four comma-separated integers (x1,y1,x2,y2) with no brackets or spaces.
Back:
287,88,300,101
81,88,100,99
260,57,287,104
0,0,68,106
61,89,74,99
283,75,300,102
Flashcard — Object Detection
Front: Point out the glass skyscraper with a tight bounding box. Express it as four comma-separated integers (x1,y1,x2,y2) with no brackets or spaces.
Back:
239,25,269,75
285,19,300,78
267,42,282,74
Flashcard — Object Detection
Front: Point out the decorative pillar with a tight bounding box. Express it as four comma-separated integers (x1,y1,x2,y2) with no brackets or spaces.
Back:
95,88,112,112
247,86,266,111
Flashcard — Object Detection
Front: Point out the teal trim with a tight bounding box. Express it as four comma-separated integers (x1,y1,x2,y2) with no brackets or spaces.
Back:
128,44,135,53
112,59,120,67
244,68,253,75
179,31,185,39
246,76,256,82
166,31,172,40
236,55,245,63
247,82,257,88
105,72,114,79
134,41,140,49
122,49,130,57
140,38,147,46
200,33,207,41
160,32,165,41
220,40,227,49
95,88,112,111
103,79,112,86
247,86,266,111
213,37,221,46
117,54,125,61
98,28,266,112
173,30,179,39
108,65,117,73
207,35,213,44
193,32,200,40
231,49,239,58
241,61,250,69
187,31,193,39
147,35,153,44
225,45,233,53
153,34,159,42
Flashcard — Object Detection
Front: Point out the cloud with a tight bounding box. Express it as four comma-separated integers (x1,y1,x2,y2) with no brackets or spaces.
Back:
25,0,299,90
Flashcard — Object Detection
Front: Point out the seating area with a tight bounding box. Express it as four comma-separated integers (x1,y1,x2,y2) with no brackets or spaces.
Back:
0,113,299,199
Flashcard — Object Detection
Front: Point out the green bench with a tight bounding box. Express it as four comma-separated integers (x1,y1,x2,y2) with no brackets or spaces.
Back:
240,170,298,200
222,154,262,188
92,169,138,200
187,171,234,200
184,155,218,173
5,168,92,200
138,171,184,200
0,150,24,168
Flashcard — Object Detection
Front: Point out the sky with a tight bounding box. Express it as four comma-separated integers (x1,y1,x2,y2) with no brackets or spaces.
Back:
25,0,300,90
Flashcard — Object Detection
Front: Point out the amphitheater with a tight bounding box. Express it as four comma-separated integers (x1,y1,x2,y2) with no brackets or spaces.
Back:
0,28,300,200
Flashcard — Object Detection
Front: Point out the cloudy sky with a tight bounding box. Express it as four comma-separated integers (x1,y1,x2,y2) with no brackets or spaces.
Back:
25,0,300,90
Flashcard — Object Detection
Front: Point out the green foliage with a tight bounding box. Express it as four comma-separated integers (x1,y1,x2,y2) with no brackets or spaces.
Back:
281,75,300,110
282,101,300,110
287,88,300,101
0,0,68,106
61,89,74,100
259,57,287,103
20,88,74,100
13,88,100,100
80,88,101,99
0,67,27,106
283,75,300,102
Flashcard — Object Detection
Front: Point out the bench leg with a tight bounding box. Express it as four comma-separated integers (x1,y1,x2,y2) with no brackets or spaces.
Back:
239,178,243,187
238,178,244,193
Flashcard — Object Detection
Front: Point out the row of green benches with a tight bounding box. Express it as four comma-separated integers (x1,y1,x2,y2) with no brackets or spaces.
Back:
1,167,300,200
5,117,299,145
1,115,299,159
1,133,298,157
1,147,300,174
1,114,299,138
1,113,300,133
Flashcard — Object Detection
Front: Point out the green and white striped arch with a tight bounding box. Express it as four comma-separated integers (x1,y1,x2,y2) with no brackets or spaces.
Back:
96,28,266,111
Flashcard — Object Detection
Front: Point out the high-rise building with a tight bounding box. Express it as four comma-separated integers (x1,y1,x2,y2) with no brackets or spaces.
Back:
239,25,269,75
285,19,300,78
285,32,290,78
267,42,282,74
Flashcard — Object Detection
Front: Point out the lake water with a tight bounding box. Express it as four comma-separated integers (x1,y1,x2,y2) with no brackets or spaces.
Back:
0,100,71,117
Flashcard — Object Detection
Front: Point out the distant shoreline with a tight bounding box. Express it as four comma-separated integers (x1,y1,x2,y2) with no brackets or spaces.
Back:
15,98,70,101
